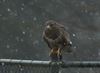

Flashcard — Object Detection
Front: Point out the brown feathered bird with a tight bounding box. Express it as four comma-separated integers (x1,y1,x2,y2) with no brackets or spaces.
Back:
43,20,72,61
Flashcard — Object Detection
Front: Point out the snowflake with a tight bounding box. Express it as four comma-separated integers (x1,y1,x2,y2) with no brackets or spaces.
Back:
72,33,76,37
22,31,25,35
14,13,18,16
73,46,77,49
20,38,24,42
33,17,37,21
6,44,10,48
22,20,25,23
84,9,88,13
21,3,25,6
1,62,5,66
15,37,20,41
15,49,18,52
21,7,24,11
7,8,11,12
88,37,92,40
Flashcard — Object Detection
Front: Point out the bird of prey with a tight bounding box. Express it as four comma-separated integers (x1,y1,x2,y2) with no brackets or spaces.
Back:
43,20,72,61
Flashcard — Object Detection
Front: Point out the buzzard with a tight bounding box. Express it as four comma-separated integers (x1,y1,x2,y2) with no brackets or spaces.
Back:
43,20,72,61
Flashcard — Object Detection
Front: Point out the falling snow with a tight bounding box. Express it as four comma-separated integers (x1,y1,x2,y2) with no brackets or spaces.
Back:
6,44,10,48
22,31,26,35
72,33,76,37
73,46,77,49
20,38,24,42
15,37,20,42
7,8,11,12
21,7,24,11
33,17,37,21
21,3,25,6
0,0,100,73
15,49,18,52
1,62,5,66
22,20,25,23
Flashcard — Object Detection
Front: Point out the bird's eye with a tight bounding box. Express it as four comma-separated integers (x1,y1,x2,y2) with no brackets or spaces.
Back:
50,24,53,26
50,23,55,27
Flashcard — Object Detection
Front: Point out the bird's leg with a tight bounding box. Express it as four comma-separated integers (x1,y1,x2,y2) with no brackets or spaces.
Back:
49,49,53,56
49,48,59,61
57,48,60,58
57,48,62,61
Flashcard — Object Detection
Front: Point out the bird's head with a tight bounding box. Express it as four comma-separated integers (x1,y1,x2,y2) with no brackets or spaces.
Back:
45,20,57,29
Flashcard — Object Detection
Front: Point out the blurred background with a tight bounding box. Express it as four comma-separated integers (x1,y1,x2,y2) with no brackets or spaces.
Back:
0,0,100,72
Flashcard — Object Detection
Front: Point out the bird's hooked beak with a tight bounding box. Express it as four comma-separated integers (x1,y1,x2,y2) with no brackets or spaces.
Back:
46,25,51,29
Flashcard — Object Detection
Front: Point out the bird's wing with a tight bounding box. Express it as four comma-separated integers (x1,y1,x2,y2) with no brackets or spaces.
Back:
60,25,71,44
42,31,52,49
62,30,73,53
64,31,71,44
